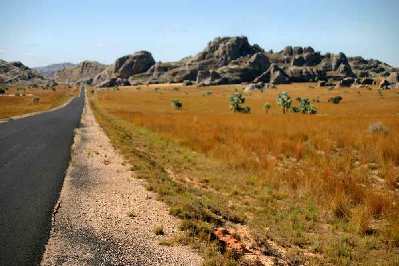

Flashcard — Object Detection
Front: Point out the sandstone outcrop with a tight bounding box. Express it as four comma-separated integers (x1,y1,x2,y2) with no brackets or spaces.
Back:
54,61,108,84
0,60,44,84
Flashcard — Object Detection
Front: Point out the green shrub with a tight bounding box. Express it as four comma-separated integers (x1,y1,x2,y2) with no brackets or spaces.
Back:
171,99,182,110
230,92,251,113
328,96,343,104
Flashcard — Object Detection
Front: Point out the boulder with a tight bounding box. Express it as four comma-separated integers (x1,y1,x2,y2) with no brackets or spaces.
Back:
116,78,130,86
246,53,270,72
285,66,326,82
282,46,293,56
360,78,375,85
292,55,305,66
98,78,118,88
196,70,224,86
386,72,399,84
303,52,322,66
183,80,193,86
188,36,263,68
303,46,315,53
380,79,389,88
85,77,94,85
318,80,327,87
337,63,354,77
253,64,290,84
336,77,355,87
113,51,155,79
293,46,303,55
332,52,349,71
216,52,270,83
244,84,256,92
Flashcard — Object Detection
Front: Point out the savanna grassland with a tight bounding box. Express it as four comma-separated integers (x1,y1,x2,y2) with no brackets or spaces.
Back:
91,83,399,265
0,85,77,119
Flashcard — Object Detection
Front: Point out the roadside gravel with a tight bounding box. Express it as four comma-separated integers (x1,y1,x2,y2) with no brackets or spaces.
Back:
41,97,203,266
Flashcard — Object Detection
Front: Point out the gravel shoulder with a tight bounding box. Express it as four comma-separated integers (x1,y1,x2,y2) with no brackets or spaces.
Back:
41,96,203,265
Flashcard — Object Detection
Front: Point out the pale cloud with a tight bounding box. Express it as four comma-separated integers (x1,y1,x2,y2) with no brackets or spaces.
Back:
95,43,105,48
24,52,34,57
0,49,6,54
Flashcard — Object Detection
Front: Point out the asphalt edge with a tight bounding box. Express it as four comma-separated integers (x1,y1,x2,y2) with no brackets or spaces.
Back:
39,89,86,265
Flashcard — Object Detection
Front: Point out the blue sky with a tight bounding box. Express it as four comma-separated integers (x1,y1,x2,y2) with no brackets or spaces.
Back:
0,0,398,67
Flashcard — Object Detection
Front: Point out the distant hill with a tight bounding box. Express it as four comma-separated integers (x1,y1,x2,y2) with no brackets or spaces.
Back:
33,63,76,78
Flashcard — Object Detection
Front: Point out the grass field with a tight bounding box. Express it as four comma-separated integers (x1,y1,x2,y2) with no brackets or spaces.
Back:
0,85,77,119
91,83,399,265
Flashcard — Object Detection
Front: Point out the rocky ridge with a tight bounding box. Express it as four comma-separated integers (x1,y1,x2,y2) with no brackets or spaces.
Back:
93,36,398,88
1,36,397,88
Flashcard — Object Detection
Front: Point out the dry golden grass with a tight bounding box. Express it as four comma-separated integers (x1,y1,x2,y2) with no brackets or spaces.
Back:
93,83,399,265
0,85,77,119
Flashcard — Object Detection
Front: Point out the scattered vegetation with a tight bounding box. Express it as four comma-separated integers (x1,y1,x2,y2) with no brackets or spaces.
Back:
328,95,343,104
291,97,317,114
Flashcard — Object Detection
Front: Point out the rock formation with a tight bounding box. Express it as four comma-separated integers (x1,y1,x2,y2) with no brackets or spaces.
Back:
95,51,155,87
4,35,396,88
0,60,44,84
54,61,108,84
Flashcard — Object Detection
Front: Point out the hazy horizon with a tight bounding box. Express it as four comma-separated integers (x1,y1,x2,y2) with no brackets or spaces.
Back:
1,0,398,68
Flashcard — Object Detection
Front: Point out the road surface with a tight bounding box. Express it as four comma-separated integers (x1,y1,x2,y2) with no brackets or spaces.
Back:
0,88,85,266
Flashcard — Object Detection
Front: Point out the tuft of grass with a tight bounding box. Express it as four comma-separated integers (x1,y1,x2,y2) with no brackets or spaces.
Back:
153,226,165,236
127,211,137,218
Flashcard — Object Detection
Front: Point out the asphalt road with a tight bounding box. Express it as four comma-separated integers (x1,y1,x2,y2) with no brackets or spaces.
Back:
0,87,85,266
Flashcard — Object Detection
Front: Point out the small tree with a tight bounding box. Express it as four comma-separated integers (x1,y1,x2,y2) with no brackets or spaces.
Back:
230,92,251,113
263,102,271,113
276,91,292,114
0,88,5,94
171,99,182,110
328,96,343,104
